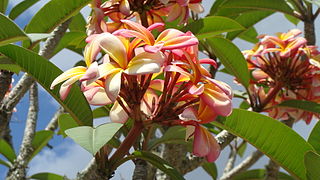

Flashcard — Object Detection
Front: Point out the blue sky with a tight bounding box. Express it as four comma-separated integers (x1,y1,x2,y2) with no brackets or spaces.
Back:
1,0,319,179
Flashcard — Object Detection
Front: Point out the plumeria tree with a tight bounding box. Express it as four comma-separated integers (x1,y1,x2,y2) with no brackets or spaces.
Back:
1,0,320,179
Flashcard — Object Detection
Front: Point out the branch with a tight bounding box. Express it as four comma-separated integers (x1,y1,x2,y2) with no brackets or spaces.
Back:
223,145,237,174
219,150,264,180
0,70,13,102
45,107,64,131
76,158,106,180
265,159,280,180
6,83,38,180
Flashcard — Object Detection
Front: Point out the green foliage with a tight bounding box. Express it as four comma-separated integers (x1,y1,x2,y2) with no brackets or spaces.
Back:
0,56,21,74
148,126,189,150
221,0,295,16
92,105,113,119
58,114,79,137
0,13,29,46
0,139,16,163
213,109,314,179
278,100,320,114
30,130,54,161
238,27,259,43
304,151,320,180
0,0,8,14
9,0,40,20
232,169,294,180
0,44,93,126
202,162,218,180
284,14,300,25
65,123,122,155
52,31,86,56
206,37,250,87
131,151,185,180
0,158,10,168
308,121,320,154
182,16,245,39
25,0,91,33
69,13,87,32
30,172,64,180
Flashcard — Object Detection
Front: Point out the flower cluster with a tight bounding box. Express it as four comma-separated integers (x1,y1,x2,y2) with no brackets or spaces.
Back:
86,0,204,35
51,1,232,162
244,29,320,124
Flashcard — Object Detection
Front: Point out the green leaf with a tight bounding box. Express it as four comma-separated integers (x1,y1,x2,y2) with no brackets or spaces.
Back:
202,162,218,180
8,0,39,20
304,151,320,180
148,126,188,150
0,158,11,168
278,100,320,114
226,11,273,40
308,121,320,154
305,0,320,7
284,14,300,25
58,113,79,137
25,0,91,33
30,130,54,161
206,37,250,87
0,56,21,74
0,0,8,14
0,44,93,126
132,151,185,180
238,27,259,44
92,105,113,119
213,109,314,179
0,139,16,163
237,141,247,157
0,13,29,46
53,32,86,56
69,13,86,32
232,169,295,180
221,0,295,16
182,16,245,39
30,172,64,180
65,123,123,155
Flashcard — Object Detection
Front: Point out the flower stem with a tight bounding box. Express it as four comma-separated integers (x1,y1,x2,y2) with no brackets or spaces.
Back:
258,83,282,111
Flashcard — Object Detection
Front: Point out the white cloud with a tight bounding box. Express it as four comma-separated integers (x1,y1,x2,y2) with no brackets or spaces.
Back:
28,139,92,178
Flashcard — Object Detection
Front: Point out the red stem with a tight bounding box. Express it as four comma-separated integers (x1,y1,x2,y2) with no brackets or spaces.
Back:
259,83,282,111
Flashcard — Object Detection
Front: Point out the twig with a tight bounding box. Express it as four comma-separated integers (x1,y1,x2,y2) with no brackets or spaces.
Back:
45,107,65,131
6,83,38,180
223,145,237,174
265,160,280,180
220,150,264,180
76,158,106,180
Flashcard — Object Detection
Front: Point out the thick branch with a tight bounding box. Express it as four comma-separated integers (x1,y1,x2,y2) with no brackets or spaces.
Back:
265,160,280,180
220,150,263,180
76,158,106,180
304,20,316,45
223,145,237,174
0,70,13,102
6,83,38,180
133,159,148,180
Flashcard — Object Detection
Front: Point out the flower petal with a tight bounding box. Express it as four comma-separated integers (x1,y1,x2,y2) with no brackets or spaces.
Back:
105,71,123,102
98,32,128,68
110,100,129,123
51,67,87,89
121,20,155,45
83,86,112,105
125,52,165,75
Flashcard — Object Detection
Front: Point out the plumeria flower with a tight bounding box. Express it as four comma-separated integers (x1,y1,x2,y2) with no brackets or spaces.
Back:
167,0,204,24
114,20,199,53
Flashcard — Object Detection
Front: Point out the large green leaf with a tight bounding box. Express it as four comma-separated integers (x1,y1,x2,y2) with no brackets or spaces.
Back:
304,151,320,180
52,31,86,56
58,113,79,137
0,56,21,74
30,172,64,180
30,130,54,161
25,0,91,33
206,37,250,87
226,11,273,40
308,121,320,154
221,0,295,16
232,169,294,180
0,44,93,125
0,0,8,14
148,126,189,150
0,139,16,163
0,13,29,46
65,123,122,155
8,0,40,20
182,16,245,39
212,109,314,179
278,100,320,114
69,13,86,32
238,27,259,44
92,105,113,119
132,151,185,180
202,162,218,180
